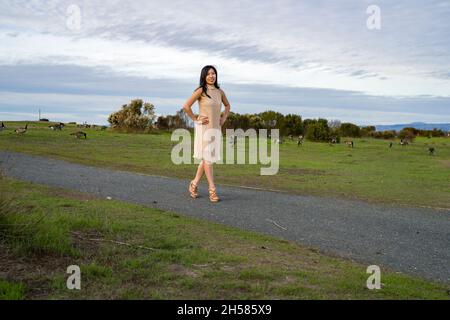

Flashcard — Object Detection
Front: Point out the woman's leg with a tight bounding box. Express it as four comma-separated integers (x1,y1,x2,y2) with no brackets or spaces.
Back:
203,160,216,190
192,159,205,186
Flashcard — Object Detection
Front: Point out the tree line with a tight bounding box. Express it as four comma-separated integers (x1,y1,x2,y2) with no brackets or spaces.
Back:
108,99,447,141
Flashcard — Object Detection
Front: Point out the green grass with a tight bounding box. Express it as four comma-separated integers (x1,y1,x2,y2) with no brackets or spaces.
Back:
0,176,449,299
0,280,26,300
1,121,449,209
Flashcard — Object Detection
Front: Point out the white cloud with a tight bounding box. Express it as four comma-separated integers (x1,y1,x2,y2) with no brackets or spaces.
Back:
2,30,450,97
1,1,450,95
0,0,449,124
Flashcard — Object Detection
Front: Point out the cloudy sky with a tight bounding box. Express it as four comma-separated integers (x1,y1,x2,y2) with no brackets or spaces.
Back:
0,0,449,125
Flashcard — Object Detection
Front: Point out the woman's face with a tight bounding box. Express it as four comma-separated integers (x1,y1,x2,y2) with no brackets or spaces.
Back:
206,68,216,85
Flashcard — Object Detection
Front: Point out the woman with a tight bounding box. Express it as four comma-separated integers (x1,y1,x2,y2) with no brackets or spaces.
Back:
182,65,231,202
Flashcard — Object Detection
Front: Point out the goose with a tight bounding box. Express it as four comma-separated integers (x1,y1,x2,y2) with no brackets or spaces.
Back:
15,123,28,134
344,140,354,148
49,123,64,130
70,131,87,139
0,122,5,132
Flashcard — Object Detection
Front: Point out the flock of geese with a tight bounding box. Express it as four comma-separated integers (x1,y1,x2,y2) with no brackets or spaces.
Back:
0,122,439,154
0,122,87,139
1,122,28,134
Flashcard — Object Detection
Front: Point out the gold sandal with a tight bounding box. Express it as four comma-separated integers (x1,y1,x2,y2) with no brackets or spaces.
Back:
189,180,199,198
208,187,220,202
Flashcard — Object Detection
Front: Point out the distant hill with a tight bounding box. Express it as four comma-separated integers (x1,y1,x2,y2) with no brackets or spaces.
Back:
375,122,450,132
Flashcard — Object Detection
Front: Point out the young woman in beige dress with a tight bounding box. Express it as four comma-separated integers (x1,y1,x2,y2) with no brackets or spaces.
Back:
183,65,231,202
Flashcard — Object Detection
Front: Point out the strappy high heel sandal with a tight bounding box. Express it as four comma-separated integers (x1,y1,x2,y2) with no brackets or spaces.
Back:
189,180,199,199
208,187,220,202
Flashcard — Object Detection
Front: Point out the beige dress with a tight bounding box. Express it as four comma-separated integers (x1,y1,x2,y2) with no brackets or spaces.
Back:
193,84,223,163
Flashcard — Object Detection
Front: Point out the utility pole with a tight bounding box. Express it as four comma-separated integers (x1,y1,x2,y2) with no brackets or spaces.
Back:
39,108,41,121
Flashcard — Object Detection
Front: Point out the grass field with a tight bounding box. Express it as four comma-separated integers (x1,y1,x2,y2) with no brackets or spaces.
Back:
1,176,449,299
1,121,449,209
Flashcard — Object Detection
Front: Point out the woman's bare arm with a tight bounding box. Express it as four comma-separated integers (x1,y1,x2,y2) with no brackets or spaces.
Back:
183,88,203,122
220,89,231,125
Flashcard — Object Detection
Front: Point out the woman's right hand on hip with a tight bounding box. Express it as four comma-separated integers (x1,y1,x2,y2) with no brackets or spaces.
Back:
196,115,209,125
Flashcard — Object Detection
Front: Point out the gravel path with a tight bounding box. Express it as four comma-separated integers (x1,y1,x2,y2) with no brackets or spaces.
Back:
1,151,449,283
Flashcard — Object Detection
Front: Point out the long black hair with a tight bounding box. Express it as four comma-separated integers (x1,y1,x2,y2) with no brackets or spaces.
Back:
196,65,220,99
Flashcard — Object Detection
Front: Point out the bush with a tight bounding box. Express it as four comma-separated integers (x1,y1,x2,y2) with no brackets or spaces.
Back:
108,99,156,132
156,109,192,131
304,118,331,142
381,130,396,139
339,122,361,137
284,114,304,136
360,126,375,137
370,130,396,139
398,127,417,141
418,128,445,137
